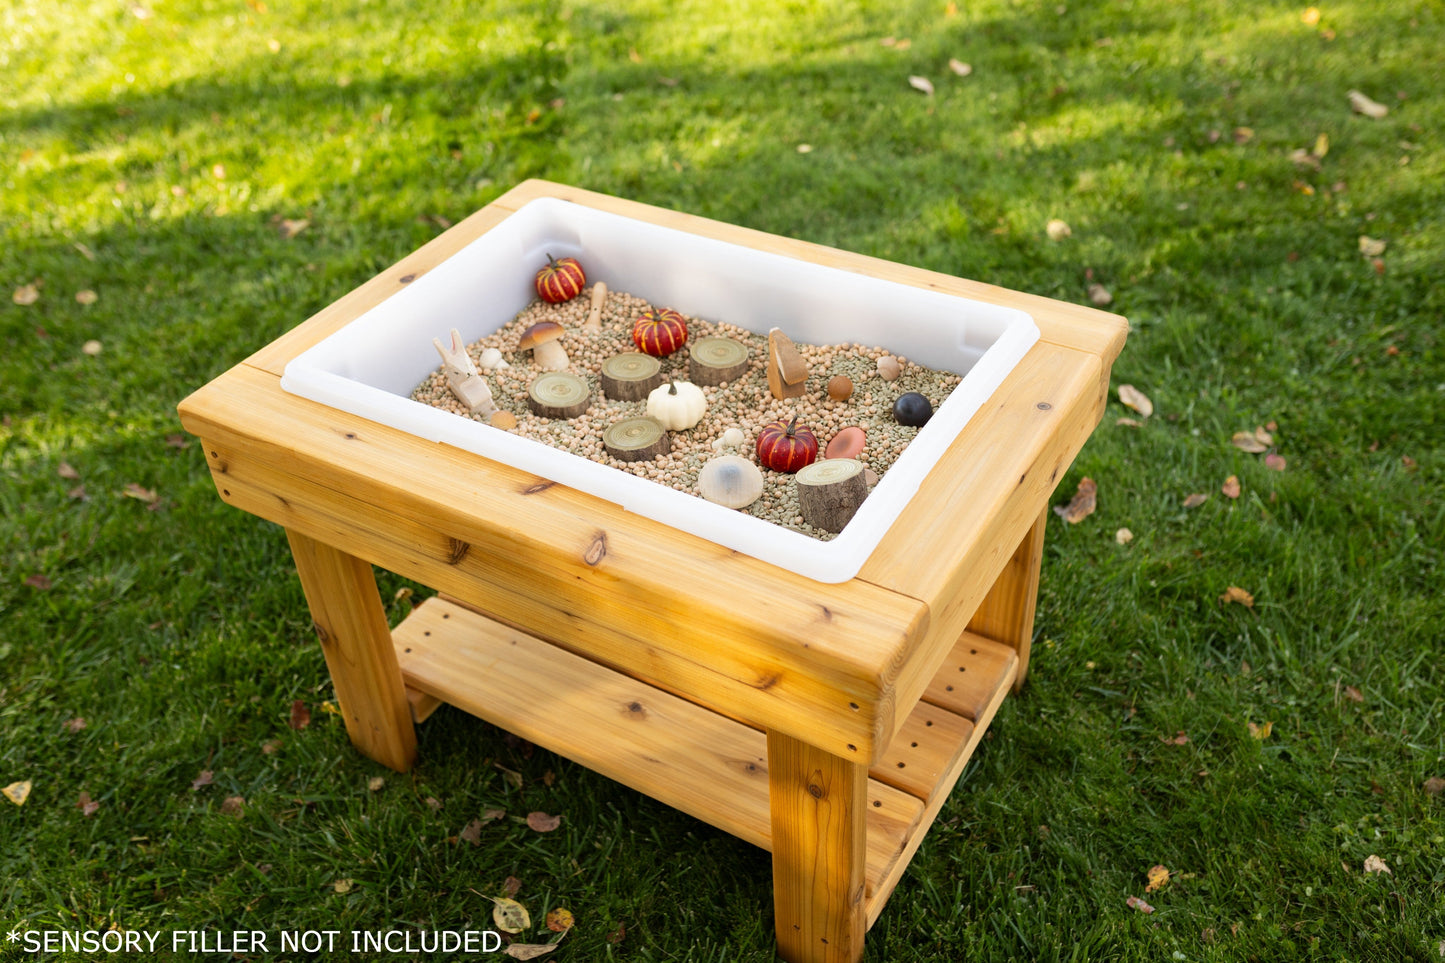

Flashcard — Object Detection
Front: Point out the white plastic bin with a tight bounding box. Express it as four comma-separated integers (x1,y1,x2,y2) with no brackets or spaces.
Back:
281,197,1039,582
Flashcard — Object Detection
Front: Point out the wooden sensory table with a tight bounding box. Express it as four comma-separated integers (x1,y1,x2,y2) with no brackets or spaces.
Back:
178,180,1126,963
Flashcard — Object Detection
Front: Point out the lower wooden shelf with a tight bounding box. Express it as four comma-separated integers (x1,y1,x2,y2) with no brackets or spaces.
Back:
392,596,1016,926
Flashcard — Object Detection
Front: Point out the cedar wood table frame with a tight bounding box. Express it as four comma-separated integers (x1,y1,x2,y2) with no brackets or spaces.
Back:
178,180,1127,963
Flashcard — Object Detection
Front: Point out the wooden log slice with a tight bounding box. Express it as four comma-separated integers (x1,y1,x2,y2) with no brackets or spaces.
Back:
599,352,665,401
526,372,591,419
688,336,750,386
603,416,670,462
795,458,868,533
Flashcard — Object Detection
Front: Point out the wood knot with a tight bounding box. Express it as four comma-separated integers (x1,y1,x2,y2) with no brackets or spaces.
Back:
311,620,330,644
622,700,646,718
446,538,470,566
521,480,555,496
807,783,824,800
584,531,608,567
752,672,781,691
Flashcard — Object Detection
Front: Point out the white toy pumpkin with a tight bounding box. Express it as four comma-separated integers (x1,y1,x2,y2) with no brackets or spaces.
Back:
646,380,707,431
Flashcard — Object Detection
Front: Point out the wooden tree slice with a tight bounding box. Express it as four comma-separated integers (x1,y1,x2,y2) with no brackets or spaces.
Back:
688,336,750,385
603,416,670,462
526,372,590,419
599,352,664,401
795,458,867,533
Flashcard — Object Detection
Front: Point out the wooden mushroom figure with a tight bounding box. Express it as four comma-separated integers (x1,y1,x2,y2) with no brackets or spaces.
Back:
432,328,497,418
518,320,569,371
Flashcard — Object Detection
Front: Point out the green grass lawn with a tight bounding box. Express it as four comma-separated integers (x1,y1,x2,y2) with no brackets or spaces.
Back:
2,0,1441,959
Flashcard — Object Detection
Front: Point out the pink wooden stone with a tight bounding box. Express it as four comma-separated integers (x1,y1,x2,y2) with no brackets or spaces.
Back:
824,426,866,460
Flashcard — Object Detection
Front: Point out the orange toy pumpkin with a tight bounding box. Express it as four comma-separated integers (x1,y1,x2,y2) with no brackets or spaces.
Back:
535,253,586,303
756,416,819,473
631,308,689,356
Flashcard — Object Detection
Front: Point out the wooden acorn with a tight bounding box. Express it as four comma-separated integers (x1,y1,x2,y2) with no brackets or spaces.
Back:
756,416,819,473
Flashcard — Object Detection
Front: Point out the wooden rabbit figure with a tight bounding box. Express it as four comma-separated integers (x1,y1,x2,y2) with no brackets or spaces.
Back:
432,329,498,419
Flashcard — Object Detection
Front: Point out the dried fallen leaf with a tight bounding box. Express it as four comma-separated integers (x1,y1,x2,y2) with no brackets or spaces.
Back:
75,289,98,305
1126,895,1154,914
425,796,442,810
1289,147,1321,170
3,780,32,806
491,896,531,933
795,143,813,154
503,875,523,897
1313,132,1330,159
1183,492,1209,509
78,791,100,816
277,218,310,239
1423,776,1445,796
948,58,972,76
527,811,562,832
1231,429,1270,453
546,907,575,932
1362,854,1391,874
23,574,53,590
1263,452,1287,472
58,461,80,479
1145,865,1171,892
1220,586,1255,608
1301,6,1321,24
1247,720,1273,739
1348,90,1388,119
605,922,626,944
908,75,935,95
191,770,214,791
1161,731,1189,745
220,795,246,817
333,878,353,893
1087,282,1113,306
164,433,191,450
67,485,88,501
1359,235,1386,257
1233,126,1254,144
1115,417,1143,428
1052,477,1097,524
13,283,40,305
1342,685,1364,703
1115,527,1134,545
289,699,311,730
1117,384,1152,417
62,717,86,733
504,942,561,960
1046,218,1072,241
122,482,158,504
367,776,385,792
1222,475,1241,499
260,739,282,755
82,339,103,356
459,819,483,846
481,807,506,823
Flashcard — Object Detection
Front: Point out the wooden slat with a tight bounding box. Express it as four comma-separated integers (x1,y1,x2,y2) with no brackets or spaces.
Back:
392,597,923,889
869,700,975,801
866,633,1018,926
492,180,1129,364
769,732,868,963
405,686,443,724
967,507,1047,691
922,632,1019,721
182,365,928,762
285,530,416,772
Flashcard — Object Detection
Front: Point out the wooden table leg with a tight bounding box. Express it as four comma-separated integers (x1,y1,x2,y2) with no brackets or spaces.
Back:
768,731,867,963
967,506,1047,692
286,528,417,772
